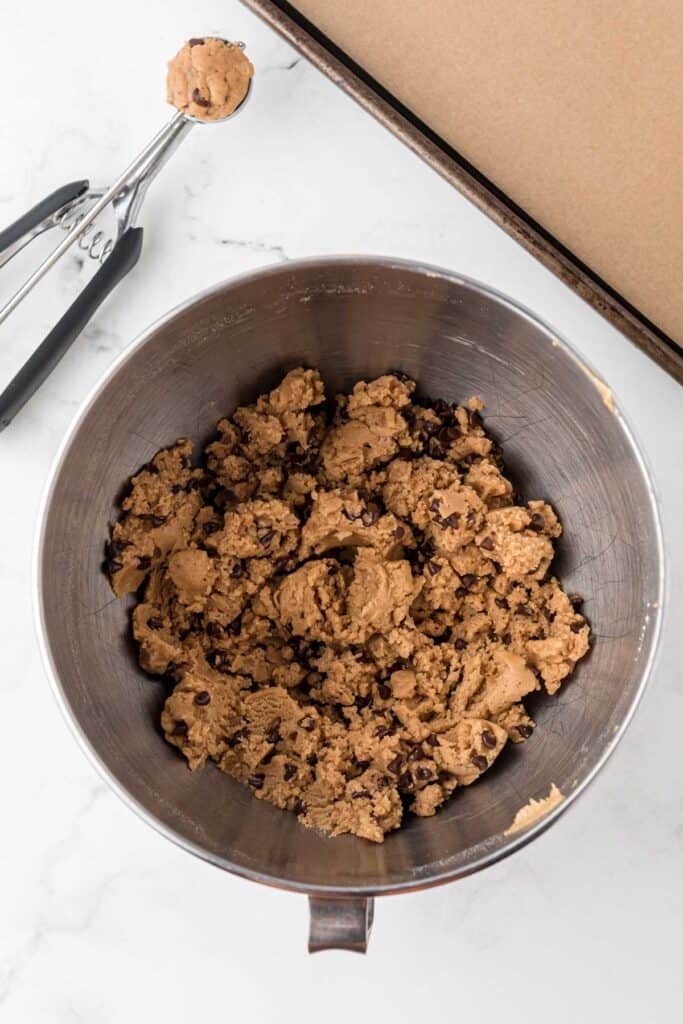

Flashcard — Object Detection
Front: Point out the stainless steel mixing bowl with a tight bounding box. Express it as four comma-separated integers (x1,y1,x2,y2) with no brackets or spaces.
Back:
36,257,664,952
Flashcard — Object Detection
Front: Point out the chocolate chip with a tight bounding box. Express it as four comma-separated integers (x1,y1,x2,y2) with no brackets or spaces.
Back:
468,409,484,428
228,562,244,579
148,617,163,630
106,559,123,574
460,573,477,590
408,746,422,762
259,529,275,547
568,594,584,609
430,498,441,513
213,487,235,510
542,606,555,622
518,724,533,739
416,766,432,780
352,789,371,799
471,753,488,771
206,621,222,638
426,734,440,747
387,755,403,775
141,462,159,475
171,484,183,495
427,560,442,576
501,632,512,645
481,536,494,551
306,753,318,767
495,597,509,610
420,539,435,559
455,587,468,599
106,539,127,558
226,618,241,637
265,721,281,744
517,604,532,617
194,691,211,706
361,506,380,527
356,759,371,772
378,683,391,700
445,512,460,529
529,512,545,531
481,729,496,749
300,716,315,732
207,650,223,669
192,88,210,107
355,694,372,709
188,37,204,45
171,721,188,737
292,799,306,816
377,775,389,789
203,521,220,535
388,657,409,673
189,612,203,633
137,555,151,570
283,763,297,781
375,724,391,738
396,446,418,461
432,399,450,416
150,515,166,527
393,525,405,539
428,439,446,459
454,638,467,651
570,621,584,633
248,774,265,789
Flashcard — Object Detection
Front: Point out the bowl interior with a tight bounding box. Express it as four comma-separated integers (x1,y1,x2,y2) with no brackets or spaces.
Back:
39,259,662,893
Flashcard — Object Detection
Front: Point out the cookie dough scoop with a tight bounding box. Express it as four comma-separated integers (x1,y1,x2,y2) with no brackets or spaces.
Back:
0,37,253,431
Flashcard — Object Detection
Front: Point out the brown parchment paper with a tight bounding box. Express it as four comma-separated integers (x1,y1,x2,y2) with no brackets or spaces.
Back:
289,0,683,346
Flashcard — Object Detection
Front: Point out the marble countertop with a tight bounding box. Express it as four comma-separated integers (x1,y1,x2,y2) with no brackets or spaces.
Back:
1,0,681,1019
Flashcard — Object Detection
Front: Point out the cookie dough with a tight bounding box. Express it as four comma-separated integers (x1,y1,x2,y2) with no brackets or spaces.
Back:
504,784,564,835
167,38,253,121
105,368,590,842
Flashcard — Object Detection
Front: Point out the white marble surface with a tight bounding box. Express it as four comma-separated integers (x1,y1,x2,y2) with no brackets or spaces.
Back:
1,0,681,1018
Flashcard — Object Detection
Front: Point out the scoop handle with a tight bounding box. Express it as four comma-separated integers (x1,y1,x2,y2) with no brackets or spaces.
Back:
0,180,90,263
0,226,143,432
308,896,374,953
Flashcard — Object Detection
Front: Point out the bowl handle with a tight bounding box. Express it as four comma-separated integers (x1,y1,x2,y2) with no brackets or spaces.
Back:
308,896,375,953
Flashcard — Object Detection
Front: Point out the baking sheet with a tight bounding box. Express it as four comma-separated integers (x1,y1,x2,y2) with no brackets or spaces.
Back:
244,0,683,382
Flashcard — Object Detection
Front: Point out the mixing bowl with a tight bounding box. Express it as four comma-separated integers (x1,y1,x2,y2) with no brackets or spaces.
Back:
36,258,664,952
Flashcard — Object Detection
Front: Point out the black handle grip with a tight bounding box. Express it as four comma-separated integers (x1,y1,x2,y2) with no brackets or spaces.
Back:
0,180,90,255
0,227,144,432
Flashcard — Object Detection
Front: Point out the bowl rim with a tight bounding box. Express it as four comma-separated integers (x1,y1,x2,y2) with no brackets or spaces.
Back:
33,254,666,896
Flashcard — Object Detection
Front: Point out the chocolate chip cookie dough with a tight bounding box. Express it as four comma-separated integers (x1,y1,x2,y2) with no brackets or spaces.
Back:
167,37,253,121
105,368,590,842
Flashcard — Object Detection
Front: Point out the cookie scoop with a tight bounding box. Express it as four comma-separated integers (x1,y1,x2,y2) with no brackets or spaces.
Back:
0,38,253,430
